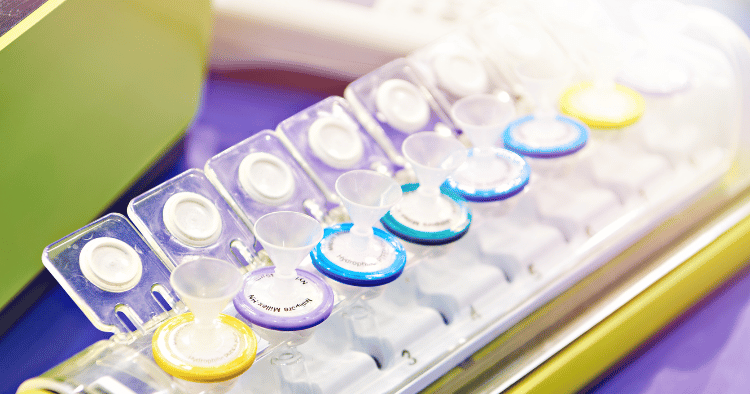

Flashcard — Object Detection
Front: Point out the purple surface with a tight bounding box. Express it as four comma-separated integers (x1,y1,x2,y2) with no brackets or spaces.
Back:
234,267,335,331
184,71,339,169
0,283,110,394
589,266,750,394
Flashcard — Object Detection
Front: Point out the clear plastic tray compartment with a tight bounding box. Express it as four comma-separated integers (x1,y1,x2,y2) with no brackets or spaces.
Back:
344,58,456,156
204,130,327,227
619,34,738,166
29,4,750,394
18,340,182,394
41,213,176,334
277,96,396,193
470,12,570,94
519,1,619,78
409,32,511,113
127,168,257,270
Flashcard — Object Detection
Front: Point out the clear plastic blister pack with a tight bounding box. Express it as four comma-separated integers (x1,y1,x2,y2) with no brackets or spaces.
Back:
344,58,457,165
204,130,328,228
24,1,750,394
470,10,570,102
618,27,736,168
408,32,512,113
41,213,178,335
17,338,182,394
128,169,258,271
276,96,396,203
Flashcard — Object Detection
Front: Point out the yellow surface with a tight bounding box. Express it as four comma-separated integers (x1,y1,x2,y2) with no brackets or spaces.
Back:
152,313,258,383
0,1,65,50
559,82,645,129
505,211,750,394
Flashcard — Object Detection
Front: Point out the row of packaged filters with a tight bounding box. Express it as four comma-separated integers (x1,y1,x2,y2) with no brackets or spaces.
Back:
21,4,740,394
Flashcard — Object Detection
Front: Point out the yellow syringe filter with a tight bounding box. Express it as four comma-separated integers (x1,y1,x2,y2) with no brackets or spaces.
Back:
559,82,645,129
152,312,257,383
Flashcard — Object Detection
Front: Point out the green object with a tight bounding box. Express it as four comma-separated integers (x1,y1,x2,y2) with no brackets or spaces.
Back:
0,0,212,309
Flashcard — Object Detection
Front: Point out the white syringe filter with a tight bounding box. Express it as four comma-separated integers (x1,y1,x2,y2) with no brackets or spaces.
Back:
618,51,691,96
170,258,243,326
336,170,402,230
515,56,572,115
381,131,472,244
310,169,406,287
450,94,516,149
487,15,544,60
586,28,636,85
542,0,600,27
254,211,324,280
402,132,467,191
154,258,256,385
631,0,689,36
236,212,333,332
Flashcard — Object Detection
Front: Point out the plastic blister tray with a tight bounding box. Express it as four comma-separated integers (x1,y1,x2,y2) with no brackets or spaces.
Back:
344,58,456,165
24,1,750,394
409,32,511,114
276,96,396,203
128,169,258,270
42,214,177,335
205,130,328,229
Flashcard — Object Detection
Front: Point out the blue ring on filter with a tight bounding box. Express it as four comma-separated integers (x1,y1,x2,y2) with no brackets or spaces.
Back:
310,223,406,287
502,114,588,159
442,148,531,202
380,184,472,245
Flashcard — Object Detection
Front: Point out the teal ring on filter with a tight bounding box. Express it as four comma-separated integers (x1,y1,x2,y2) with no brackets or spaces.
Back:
442,147,531,202
503,114,588,159
380,184,472,245
310,223,406,287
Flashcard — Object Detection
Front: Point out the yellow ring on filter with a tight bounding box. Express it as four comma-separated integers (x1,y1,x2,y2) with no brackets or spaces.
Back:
559,82,645,129
152,313,257,383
